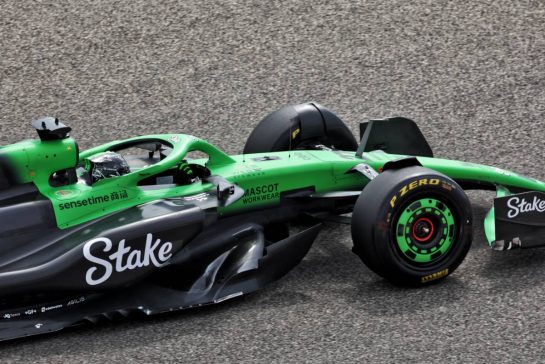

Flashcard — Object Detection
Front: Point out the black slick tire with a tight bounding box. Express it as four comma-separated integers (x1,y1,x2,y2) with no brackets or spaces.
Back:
351,166,472,286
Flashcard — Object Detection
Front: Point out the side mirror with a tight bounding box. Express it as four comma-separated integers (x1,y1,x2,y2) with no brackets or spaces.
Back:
217,182,235,201
205,176,244,207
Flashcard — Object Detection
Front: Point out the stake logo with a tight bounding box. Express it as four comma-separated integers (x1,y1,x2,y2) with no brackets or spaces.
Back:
83,233,173,286
506,196,545,219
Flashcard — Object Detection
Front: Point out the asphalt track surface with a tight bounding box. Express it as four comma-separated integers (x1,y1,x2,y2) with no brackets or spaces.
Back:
1,1,545,362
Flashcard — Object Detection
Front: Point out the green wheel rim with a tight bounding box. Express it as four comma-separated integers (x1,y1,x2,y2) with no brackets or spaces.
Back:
395,198,456,264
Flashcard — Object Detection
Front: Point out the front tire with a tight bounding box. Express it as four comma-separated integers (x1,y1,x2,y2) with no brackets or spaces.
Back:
351,166,472,286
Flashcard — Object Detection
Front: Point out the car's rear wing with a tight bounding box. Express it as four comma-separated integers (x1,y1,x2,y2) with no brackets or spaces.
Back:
356,117,434,158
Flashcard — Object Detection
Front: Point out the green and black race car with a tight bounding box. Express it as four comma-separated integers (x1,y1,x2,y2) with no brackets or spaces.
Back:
0,102,542,340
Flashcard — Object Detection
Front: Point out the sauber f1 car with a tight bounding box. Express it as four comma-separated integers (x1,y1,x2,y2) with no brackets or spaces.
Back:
0,103,543,341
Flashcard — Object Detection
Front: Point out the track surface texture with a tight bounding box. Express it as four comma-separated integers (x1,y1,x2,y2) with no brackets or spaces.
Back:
1,1,545,363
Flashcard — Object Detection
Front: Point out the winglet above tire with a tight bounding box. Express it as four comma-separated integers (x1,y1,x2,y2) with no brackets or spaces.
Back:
357,117,433,158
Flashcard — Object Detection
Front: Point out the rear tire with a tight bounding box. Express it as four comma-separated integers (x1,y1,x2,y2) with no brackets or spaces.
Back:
243,102,358,153
351,166,472,286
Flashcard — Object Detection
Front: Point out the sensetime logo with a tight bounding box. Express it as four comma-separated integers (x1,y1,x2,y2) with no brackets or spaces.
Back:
83,233,173,286
58,190,129,210
506,196,545,218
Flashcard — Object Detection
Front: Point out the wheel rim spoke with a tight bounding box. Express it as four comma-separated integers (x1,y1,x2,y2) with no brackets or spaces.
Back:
395,198,456,264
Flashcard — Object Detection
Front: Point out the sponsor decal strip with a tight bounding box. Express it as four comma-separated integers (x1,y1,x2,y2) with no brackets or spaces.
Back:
58,189,129,210
242,183,279,204
1,296,86,321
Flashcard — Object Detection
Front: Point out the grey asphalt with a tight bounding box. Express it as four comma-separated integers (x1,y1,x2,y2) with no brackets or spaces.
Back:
1,0,545,362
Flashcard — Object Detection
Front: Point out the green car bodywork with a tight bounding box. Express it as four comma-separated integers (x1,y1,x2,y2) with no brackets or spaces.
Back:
1,132,543,247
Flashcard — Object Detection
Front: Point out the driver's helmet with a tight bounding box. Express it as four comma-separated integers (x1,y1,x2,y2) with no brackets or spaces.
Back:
87,151,130,183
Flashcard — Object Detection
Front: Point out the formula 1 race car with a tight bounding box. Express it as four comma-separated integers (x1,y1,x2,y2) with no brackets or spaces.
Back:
0,103,543,341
